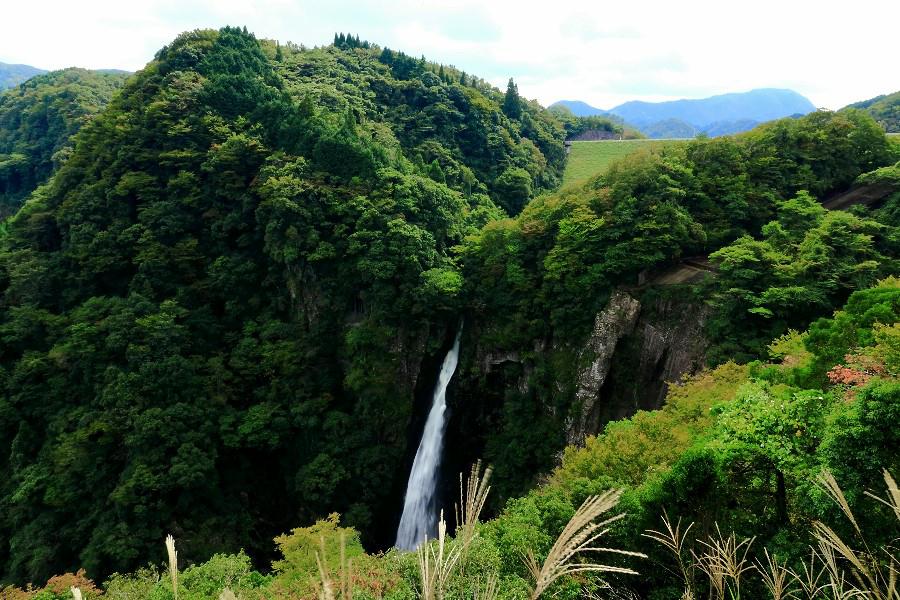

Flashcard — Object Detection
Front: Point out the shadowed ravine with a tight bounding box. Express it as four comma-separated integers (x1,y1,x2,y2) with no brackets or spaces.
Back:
395,326,463,550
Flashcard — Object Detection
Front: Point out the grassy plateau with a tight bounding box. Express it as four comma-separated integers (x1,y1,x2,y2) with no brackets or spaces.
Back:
562,139,685,186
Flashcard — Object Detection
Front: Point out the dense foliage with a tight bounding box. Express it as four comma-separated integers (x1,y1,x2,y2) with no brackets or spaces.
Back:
464,109,897,347
456,109,898,501
540,278,900,598
0,68,128,216
0,25,898,595
5,280,897,599
845,89,900,133
275,39,565,212
705,208,897,362
0,27,568,584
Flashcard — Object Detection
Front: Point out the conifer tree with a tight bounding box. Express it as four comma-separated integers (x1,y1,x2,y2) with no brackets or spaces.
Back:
503,77,522,119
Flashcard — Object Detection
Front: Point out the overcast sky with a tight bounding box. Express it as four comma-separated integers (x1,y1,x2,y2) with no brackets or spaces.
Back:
3,0,898,109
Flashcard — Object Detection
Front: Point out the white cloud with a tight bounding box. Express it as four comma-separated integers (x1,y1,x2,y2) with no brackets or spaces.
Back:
2,0,898,109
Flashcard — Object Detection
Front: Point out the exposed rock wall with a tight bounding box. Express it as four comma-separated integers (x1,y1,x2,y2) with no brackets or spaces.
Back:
598,293,710,425
565,288,710,444
566,290,641,445
447,286,710,499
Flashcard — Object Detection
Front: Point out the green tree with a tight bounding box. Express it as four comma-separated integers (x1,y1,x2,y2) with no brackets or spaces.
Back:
0,68,128,215
493,167,532,214
503,77,522,120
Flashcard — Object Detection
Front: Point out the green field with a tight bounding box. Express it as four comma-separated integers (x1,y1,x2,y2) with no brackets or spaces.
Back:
562,139,685,186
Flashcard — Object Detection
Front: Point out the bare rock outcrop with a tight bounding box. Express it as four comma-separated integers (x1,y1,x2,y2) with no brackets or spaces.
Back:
566,290,641,445
598,295,710,425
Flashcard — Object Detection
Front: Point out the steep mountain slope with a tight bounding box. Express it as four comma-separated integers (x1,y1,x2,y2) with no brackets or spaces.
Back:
0,27,564,583
845,89,900,132
0,68,129,216
0,62,46,89
0,26,896,589
455,109,898,500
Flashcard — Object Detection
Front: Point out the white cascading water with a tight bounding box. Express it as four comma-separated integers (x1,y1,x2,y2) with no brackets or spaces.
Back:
395,327,463,550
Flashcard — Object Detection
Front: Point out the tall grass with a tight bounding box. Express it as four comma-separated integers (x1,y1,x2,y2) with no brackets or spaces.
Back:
812,469,899,599
315,533,352,600
645,470,900,599
455,460,492,550
756,549,793,600
416,511,466,600
327,462,643,600
525,490,646,600
416,461,494,600
643,513,696,597
166,534,178,600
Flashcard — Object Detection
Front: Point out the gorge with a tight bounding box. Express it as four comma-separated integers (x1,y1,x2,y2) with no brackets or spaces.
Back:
0,26,898,596
395,327,462,550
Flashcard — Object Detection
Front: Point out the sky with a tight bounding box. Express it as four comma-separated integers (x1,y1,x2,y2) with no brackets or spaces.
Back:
2,0,899,110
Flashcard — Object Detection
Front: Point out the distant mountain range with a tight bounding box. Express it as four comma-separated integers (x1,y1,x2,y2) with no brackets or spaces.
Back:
552,88,817,138
0,62,47,89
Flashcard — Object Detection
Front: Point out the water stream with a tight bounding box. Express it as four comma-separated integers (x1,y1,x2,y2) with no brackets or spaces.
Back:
395,327,462,550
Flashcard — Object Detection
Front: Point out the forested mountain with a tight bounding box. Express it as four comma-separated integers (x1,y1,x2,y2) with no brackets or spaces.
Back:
0,27,563,583
454,109,898,497
845,89,900,132
638,116,775,139
636,117,697,138
0,25,898,598
0,68,129,216
551,89,816,138
0,62,46,89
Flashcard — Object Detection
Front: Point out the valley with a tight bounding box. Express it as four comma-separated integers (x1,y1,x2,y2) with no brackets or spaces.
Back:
0,22,898,600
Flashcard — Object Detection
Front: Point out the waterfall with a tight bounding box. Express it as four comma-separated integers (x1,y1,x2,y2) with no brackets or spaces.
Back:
395,327,463,550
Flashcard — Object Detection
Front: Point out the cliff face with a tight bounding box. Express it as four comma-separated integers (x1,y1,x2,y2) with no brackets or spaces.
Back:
449,285,710,501
565,288,709,443
598,291,711,424
566,291,641,445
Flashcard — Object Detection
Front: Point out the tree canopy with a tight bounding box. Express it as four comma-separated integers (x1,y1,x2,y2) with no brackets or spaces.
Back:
0,27,569,583
0,25,898,592
0,68,128,216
